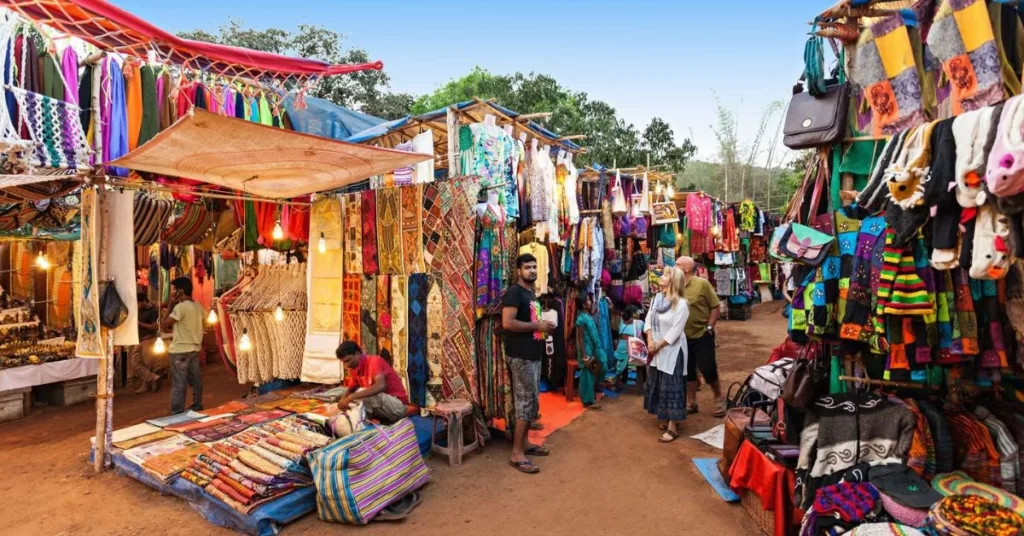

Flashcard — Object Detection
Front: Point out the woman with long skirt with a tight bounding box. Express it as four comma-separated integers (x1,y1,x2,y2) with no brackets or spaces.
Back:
644,267,690,443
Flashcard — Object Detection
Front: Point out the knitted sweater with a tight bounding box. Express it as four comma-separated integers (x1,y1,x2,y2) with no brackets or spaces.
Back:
796,393,916,510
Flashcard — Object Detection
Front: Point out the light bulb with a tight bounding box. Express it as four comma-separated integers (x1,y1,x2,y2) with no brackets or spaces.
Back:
207,308,218,325
318,232,326,254
239,329,253,352
153,337,166,354
274,304,284,322
655,183,664,195
272,221,284,241
35,251,50,270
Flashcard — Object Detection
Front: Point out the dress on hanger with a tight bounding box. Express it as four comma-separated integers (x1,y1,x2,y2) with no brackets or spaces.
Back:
475,203,507,319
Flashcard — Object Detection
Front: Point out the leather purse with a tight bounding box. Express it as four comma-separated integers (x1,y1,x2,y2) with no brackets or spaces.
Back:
781,343,823,409
780,223,835,266
783,77,850,150
769,224,793,261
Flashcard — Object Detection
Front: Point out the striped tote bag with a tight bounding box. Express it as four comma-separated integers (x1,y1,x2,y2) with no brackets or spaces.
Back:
308,418,430,524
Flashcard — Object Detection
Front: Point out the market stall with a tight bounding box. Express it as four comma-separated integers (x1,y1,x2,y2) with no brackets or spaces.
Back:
722,1,1024,534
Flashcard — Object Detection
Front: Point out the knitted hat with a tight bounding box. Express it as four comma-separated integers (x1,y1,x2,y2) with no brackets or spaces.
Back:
813,482,880,523
986,95,1024,198
952,104,1001,209
968,204,1014,280
926,118,962,268
879,492,929,528
886,122,937,209
926,495,1024,535
869,464,943,509
847,523,925,536
858,130,909,212
932,471,1024,516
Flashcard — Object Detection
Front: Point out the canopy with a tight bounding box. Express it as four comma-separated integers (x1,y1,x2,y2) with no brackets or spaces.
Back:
6,0,382,80
281,95,386,141
109,109,432,199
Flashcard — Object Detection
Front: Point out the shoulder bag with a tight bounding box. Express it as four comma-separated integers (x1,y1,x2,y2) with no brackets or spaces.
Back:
611,171,628,216
626,320,649,367
782,31,850,150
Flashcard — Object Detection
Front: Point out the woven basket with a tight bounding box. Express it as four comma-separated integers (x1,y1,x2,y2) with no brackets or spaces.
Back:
740,489,775,536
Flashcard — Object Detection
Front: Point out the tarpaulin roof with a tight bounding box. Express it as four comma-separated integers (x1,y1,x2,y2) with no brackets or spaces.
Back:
6,0,382,79
346,100,582,151
109,109,432,199
281,94,385,141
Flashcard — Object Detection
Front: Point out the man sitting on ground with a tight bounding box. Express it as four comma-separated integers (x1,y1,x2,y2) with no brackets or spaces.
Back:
335,341,410,424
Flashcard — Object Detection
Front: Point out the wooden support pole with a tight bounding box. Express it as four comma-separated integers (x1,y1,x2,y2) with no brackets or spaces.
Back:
91,62,107,474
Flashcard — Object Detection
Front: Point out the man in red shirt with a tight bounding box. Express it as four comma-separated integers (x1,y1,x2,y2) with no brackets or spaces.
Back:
336,341,409,424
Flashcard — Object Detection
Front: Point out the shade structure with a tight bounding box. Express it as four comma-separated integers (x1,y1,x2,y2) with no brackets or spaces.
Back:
6,0,382,80
109,109,433,199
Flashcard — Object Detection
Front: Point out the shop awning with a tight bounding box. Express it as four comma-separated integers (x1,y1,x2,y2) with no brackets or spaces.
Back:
5,0,382,80
108,109,433,199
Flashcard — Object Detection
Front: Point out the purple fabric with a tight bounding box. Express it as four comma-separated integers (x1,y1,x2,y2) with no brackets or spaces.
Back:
156,76,165,112
101,58,128,176
223,87,235,117
60,47,79,105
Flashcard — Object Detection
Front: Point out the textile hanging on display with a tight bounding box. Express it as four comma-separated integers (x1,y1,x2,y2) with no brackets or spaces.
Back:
376,187,404,275
438,177,481,402
342,274,361,345
850,14,926,136
101,57,129,176
163,202,215,246
474,203,507,319
376,275,393,363
926,0,1003,115
76,188,104,358
360,276,377,354
46,242,74,329
7,86,90,170
476,313,511,424
301,197,343,384
412,130,435,183
133,193,174,245
103,190,139,346
390,275,410,395
406,274,430,407
229,264,307,384
425,279,443,408
421,182,444,277
342,193,362,275
400,185,425,274
360,190,378,275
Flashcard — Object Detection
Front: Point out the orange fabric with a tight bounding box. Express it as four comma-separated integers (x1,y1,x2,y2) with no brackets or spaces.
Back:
729,441,801,536
493,391,600,446
125,61,143,150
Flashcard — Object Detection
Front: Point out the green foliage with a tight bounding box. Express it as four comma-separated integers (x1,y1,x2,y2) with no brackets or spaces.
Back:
179,20,413,120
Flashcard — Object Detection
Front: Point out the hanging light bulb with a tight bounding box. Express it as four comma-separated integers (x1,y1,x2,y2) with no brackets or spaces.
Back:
239,329,253,352
318,232,327,254
272,221,284,241
274,304,284,322
153,337,166,355
207,308,218,325
655,183,664,195
35,250,50,271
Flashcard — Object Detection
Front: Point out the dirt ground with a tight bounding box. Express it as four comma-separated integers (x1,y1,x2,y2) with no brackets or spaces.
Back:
0,301,788,536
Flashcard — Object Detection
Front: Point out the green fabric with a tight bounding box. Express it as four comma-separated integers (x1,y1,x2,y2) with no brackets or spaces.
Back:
244,201,259,250
832,140,884,209
259,95,274,127
41,55,64,101
576,312,606,405
829,355,846,395
138,66,159,146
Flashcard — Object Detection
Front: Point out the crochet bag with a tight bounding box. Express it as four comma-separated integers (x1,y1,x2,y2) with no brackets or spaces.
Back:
611,171,628,216
780,224,835,267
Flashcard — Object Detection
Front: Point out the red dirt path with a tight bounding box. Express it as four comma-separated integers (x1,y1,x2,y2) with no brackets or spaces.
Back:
0,301,788,535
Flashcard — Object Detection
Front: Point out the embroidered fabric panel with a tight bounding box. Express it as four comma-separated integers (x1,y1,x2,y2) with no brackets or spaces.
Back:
342,274,361,345
361,190,378,275
390,275,410,395
76,188,104,358
375,188,404,275
343,193,362,275
376,275,393,363
360,275,377,355
406,273,429,407
425,278,444,408
421,182,444,277
400,185,425,274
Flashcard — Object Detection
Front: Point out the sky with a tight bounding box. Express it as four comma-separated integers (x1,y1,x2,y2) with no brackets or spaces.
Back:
113,0,826,163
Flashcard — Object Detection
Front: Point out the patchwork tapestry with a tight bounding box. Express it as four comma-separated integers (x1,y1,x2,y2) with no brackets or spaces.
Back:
851,14,927,136
360,275,377,355
390,275,410,395
342,274,362,346
376,275,393,363
927,0,1003,115
400,184,425,274
438,177,482,401
426,279,444,408
421,182,444,277
406,273,429,407
76,188,103,358
376,187,403,275
360,190,378,275
342,193,362,275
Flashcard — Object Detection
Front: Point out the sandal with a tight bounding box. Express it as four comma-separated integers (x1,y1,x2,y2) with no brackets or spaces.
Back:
529,422,545,431
686,404,699,415
525,445,550,456
509,460,540,474
659,429,680,443
584,404,603,411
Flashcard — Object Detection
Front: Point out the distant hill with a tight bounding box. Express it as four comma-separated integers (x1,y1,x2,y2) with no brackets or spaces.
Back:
676,160,796,212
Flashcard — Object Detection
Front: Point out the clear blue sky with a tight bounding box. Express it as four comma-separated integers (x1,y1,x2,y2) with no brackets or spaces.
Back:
113,0,825,163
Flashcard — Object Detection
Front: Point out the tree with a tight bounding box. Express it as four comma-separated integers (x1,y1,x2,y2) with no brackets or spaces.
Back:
179,20,413,120
711,97,739,201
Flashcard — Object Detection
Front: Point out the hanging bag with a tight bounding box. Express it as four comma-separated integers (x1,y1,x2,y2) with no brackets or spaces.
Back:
779,223,835,266
780,342,824,409
611,171,628,216
783,29,850,150
99,281,129,329
626,319,649,367
309,419,431,525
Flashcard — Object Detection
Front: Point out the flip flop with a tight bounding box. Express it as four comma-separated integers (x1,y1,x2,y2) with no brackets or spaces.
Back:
525,446,550,456
529,422,545,431
375,492,422,521
584,404,603,411
509,460,540,474
659,429,680,443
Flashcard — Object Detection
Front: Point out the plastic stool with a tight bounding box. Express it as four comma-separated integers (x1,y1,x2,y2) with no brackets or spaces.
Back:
430,399,481,466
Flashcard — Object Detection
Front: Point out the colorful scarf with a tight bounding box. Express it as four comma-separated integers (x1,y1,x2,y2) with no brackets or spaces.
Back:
360,275,377,354
406,274,430,407
851,14,926,137
390,275,410,394
376,187,404,275
927,0,1003,116
360,190,378,275
163,202,215,246
342,274,361,346
401,185,425,274
343,193,362,275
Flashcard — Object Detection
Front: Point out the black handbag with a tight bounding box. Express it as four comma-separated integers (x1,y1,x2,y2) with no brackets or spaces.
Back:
99,282,129,329
783,79,849,150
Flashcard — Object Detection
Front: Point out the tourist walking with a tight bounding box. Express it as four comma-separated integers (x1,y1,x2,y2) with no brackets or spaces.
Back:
644,267,690,443
676,256,725,417
502,253,556,474
162,277,206,414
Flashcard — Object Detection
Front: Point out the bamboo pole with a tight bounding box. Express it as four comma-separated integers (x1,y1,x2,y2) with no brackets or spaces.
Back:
837,375,940,390
104,178,312,206
91,62,108,474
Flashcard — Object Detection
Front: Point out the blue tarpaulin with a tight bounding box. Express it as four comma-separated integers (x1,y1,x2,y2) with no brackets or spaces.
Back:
282,94,386,141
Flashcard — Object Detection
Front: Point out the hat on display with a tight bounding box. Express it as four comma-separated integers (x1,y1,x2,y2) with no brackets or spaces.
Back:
847,523,925,536
868,464,943,509
931,471,1024,516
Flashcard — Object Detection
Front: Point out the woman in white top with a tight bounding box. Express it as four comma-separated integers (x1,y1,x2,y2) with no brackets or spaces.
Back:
643,267,691,443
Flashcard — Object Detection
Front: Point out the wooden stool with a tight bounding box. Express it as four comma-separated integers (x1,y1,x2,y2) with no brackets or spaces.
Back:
430,399,480,467
565,359,579,402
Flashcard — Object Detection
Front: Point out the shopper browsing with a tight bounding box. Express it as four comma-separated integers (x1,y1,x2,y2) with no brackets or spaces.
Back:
161,278,206,414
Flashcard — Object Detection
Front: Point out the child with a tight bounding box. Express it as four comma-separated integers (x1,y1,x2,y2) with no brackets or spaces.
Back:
613,305,644,389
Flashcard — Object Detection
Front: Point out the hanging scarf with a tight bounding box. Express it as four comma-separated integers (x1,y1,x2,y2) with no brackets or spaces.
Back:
102,57,128,176
60,46,78,105
124,60,142,150
138,65,159,146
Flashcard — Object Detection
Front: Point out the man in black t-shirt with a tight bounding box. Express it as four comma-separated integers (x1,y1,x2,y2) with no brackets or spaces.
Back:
502,253,555,474
131,292,162,394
